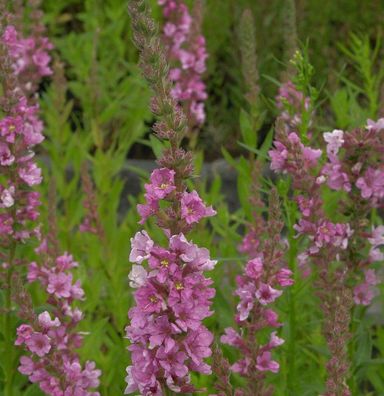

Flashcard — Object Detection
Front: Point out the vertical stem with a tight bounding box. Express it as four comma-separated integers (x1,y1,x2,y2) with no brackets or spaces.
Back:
4,242,16,396
284,192,298,395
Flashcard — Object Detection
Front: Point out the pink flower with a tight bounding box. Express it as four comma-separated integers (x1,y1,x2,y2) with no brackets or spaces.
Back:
220,328,243,348
269,141,288,172
353,283,375,306
368,226,384,247
183,326,213,373
269,133,321,173
25,333,51,357
364,269,379,286
38,311,61,328
0,143,15,165
276,268,294,287
56,253,78,270
19,163,42,186
264,309,282,328
134,282,165,313
231,358,251,375
47,273,72,298
369,247,384,262
157,345,188,380
267,331,285,348
255,283,283,305
245,257,263,280
18,356,36,376
256,351,279,373
296,195,314,217
180,190,216,224
129,230,154,263
322,159,351,192
145,168,176,199
238,230,259,256
15,324,33,345
137,199,159,224
236,282,256,321
356,168,384,201
367,118,384,131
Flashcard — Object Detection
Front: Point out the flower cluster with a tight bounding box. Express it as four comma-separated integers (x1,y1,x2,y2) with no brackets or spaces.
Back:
320,121,384,307
158,0,208,126
15,247,101,395
127,4,216,393
221,256,292,375
269,94,356,394
321,121,384,207
0,95,44,246
269,119,353,267
3,24,53,96
221,189,293,395
137,167,215,228
276,81,312,130
126,168,216,395
269,131,322,174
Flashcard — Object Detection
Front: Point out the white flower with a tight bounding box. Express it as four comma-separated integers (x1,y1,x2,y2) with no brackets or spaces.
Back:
1,186,15,208
323,129,344,156
128,265,147,288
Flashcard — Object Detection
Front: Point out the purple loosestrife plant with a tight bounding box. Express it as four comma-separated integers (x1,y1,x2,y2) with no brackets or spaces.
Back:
158,0,208,128
320,121,384,307
269,116,354,394
221,189,293,396
127,1,216,394
0,15,50,395
14,240,101,395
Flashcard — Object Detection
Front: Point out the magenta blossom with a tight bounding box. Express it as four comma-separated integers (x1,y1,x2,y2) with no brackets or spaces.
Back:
356,167,384,201
180,190,216,224
145,168,176,199
256,351,279,373
255,283,283,305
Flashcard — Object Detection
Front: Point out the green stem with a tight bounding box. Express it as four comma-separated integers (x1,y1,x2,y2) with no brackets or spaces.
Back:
4,242,16,396
284,193,298,395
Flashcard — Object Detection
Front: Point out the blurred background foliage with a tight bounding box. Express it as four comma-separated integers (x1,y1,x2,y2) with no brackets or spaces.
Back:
41,0,384,158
